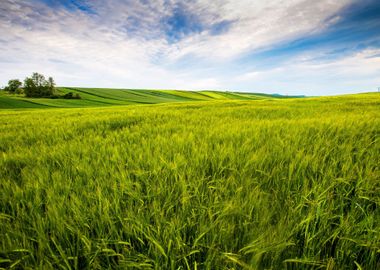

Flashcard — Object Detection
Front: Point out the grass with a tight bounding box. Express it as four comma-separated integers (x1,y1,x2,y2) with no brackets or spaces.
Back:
0,88,293,109
0,92,379,269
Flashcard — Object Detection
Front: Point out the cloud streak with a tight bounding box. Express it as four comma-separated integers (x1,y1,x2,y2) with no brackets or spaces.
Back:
0,0,379,95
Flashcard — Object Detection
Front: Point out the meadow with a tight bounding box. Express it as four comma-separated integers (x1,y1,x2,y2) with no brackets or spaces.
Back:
0,88,284,109
0,92,379,269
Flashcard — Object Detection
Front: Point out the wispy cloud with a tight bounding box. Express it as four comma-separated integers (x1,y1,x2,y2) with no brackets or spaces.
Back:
0,0,379,94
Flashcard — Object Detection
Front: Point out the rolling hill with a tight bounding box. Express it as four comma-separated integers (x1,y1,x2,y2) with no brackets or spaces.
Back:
0,87,299,109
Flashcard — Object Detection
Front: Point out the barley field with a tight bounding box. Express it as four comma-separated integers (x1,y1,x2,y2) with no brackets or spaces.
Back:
0,93,379,269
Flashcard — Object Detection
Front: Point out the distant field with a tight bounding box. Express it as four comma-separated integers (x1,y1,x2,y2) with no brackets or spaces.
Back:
0,93,379,269
0,88,292,109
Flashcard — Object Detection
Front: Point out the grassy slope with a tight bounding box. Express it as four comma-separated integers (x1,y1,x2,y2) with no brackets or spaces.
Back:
0,93,379,269
0,88,290,109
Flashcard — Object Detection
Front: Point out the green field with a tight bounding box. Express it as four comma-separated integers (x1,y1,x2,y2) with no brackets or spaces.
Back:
0,88,291,109
0,92,379,269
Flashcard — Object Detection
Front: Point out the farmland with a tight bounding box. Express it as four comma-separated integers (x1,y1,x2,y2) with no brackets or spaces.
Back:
0,88,286,109
0,92,379,269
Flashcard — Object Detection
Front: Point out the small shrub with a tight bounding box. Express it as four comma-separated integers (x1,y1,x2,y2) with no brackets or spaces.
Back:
63,92,81,99
15,88,24,95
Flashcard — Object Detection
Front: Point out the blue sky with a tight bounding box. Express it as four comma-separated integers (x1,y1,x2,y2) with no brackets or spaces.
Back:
0,0,379,95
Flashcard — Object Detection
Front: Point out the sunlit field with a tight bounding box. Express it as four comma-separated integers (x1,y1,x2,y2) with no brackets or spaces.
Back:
0,88,285,109
0,93,379,269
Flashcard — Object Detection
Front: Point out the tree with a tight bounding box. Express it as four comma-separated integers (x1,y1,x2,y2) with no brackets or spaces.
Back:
47,77,55,95
23,77,37,97
4,79,22,93
23,73,55,97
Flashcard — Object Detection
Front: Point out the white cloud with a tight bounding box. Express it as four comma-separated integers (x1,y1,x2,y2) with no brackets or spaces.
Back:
230,49,380,95
1,0,378,95
162,0,352,60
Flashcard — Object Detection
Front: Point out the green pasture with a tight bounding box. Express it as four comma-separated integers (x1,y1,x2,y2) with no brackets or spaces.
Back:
0,88,291,109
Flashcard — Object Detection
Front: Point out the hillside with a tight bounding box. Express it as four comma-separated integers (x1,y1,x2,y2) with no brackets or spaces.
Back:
0,87,297,109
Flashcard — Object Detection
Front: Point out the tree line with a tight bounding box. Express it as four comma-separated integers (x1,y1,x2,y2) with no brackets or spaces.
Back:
2,72,80,99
